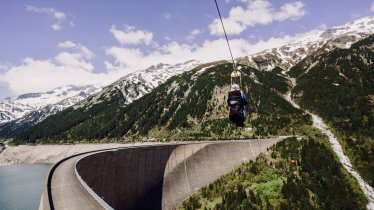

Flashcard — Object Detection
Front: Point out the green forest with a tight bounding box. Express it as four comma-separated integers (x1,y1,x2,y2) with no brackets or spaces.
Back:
179,136,367,210
290,35,374,187
14,64,310,143
9,29,374,209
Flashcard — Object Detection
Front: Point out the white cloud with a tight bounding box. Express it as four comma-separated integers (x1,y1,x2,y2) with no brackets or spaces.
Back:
275,2,305,21
57,41,77,48
104,34,298,73
0,23,320,96
0,42,118,95
0,62,10,72
54,52,93,72
0,58,123,95
162,13,171,20
110,25,153,45
55,41,94,71
51,24,62,31
209,18,247,35
190,29,202,36
25,5,67,31
57,41,94,59
371,2,374,13
186,29,202,40
209,0,306,35
104,22,329,75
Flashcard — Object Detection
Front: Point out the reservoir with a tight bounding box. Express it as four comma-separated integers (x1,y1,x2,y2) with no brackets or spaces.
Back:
0,163,52,210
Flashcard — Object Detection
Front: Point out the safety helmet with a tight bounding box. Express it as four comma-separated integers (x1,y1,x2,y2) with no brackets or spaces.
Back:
231,84,240,91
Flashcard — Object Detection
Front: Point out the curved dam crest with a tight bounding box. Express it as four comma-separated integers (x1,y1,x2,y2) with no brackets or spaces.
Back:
40,139,282,210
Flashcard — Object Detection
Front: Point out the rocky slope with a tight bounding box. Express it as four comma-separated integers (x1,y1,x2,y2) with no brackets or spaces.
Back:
0,85,102,137
0,60,201,138
236,16,374,71
0,85,101,124
288,35,374,188
73,60,201,109
14,62,311,143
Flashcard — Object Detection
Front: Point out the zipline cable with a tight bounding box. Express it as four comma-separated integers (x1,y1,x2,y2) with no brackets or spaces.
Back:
214,0,236,70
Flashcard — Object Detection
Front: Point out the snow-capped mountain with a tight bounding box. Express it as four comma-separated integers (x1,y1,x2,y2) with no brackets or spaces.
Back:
236,16,374,71
4,16,372,124
0,60,200,125
0,85,102,124
0,60,201,138
0,92,104,138
74,60,201,109
3,16,373,138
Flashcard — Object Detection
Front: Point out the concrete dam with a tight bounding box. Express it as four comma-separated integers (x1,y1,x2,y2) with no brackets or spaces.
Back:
39,139,282,210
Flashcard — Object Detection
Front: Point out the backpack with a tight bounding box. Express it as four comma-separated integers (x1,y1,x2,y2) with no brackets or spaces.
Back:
228,90,245,124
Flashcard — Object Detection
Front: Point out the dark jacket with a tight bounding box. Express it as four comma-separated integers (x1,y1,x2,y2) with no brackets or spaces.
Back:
227,90,248,124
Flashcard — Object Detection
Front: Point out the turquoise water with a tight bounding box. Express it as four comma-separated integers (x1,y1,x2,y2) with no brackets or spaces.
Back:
0,164,52,210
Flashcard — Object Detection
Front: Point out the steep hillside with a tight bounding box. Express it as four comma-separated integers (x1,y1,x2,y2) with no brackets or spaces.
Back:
180,136,368,209
0,93,94,138
74,60,201,109
1,60,200,138
7,17,374,141
236,16,374,71
0,85,102,138
15,63,311,143
0,85,101,124
289,35,374,187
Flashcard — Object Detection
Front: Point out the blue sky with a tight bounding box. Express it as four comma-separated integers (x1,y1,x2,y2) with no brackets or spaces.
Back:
0,0,374,98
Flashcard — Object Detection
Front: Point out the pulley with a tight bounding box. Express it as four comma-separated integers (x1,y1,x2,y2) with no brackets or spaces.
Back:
230,67,242,89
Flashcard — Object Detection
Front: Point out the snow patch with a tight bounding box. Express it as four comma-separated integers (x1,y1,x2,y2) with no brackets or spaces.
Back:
241,16,374,73
1,85,102,123
305,61,319,74
192,64,215,80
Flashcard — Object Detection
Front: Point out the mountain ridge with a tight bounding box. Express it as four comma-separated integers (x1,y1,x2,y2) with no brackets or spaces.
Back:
14,62,311,142
0,85,102,124
73,59,201,110
236,16,374,71
2,16,373,137
0,60,201,138
288,34,374,187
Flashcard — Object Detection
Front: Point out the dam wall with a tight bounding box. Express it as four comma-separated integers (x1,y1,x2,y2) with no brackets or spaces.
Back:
75,139,280,210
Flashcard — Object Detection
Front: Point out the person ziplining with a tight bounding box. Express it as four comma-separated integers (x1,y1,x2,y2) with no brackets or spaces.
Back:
214,0,249,126
227,83,248,126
